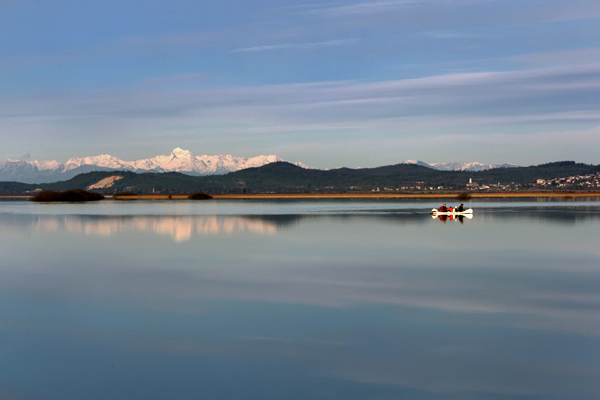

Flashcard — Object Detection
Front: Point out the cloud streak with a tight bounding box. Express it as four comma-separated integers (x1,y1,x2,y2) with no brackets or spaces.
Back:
309,0,420,15
230,39,358,52
1,56,599,165
307,0,600,23
142,73,210,86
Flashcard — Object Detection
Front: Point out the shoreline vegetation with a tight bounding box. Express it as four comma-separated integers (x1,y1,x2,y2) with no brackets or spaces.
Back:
29,189,105,202
2,191,599,201
188,192,213,200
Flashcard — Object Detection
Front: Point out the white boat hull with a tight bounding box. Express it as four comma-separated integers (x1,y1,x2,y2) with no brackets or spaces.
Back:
431,208,473,216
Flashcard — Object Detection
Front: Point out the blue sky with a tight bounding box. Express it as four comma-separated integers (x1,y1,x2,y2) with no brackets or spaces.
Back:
1,0,599,168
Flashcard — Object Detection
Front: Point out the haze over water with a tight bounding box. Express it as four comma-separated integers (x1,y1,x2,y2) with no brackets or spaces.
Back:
1,199,599,399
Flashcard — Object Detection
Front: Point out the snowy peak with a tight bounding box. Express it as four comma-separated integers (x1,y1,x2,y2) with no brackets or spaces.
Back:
402,160,520,171
59,149,289,175
0,149,519,184
430,161,520,171
0,148,308,183
402,160,435,168
170,147,196,162
64,154,123,171
171,147,194,159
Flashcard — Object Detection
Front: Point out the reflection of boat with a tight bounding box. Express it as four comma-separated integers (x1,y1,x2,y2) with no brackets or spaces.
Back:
431,213,473,220
431,208,473,216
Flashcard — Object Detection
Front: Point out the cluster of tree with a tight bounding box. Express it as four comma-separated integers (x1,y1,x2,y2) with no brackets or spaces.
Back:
30,189,104,202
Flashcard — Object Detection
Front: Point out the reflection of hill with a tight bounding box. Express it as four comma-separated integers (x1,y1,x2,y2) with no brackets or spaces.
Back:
2,215,281,242
2,207,599,241
242,215,308,228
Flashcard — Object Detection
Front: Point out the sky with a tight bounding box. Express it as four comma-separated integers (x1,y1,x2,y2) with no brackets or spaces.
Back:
1,0,599,168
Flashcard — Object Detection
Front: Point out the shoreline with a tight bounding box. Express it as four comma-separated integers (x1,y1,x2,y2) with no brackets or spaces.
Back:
2,192,600,200
212,192,600,199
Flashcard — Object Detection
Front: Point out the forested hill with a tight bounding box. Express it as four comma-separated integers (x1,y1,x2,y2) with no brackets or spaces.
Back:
0,161,597,195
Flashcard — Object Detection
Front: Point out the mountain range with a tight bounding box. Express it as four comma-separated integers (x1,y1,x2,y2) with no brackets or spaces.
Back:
402,160,519,171
0,148,308,183
1,161,597,195
1,147,517,184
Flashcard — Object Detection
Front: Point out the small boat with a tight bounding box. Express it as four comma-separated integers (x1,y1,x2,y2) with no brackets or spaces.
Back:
431,208,473,216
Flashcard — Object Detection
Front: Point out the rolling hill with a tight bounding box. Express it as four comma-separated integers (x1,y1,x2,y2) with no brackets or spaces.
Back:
1,160,597,195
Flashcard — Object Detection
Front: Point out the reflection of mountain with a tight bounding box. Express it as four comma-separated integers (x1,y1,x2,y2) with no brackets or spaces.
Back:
6,209,597,324
2,208,600,331
3,215,283,241
2,208,599,242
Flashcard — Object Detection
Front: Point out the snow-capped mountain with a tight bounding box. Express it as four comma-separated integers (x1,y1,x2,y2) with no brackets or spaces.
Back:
402,160,519,171
431,162,519,171
0,149,519,184
401,160,435,168
0,148,309,184
61,148,298,175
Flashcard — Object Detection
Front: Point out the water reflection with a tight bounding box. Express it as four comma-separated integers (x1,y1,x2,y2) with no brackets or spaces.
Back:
1,214,283,241
432,213,473,223
2,205,600,242
0,202,599,399
2,211,599,322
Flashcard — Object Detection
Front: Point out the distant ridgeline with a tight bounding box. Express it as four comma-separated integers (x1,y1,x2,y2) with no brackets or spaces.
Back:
1,161,598,195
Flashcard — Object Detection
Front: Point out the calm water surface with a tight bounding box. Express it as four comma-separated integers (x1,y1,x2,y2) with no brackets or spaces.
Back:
1,199,599,399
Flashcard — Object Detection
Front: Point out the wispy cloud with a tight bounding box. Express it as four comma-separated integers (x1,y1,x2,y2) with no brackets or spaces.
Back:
306,0,600,27
308,0,489,16
435,125,600,147
417,30,487,39
2,64,599,126
510,47,600,68
118,31,225,48
142,73,210,86
309,0,419,16
4,64,600,122
524,0,600,23
2,61,600,165
230,39,358,53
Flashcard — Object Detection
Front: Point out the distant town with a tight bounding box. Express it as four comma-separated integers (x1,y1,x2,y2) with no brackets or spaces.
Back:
359,173,600,194
533,172,600,190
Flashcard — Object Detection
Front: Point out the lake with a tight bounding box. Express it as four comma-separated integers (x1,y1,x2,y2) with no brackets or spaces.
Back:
1,198,599,400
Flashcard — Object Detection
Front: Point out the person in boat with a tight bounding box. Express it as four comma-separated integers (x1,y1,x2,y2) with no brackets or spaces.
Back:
438,204,448,212
457,203,464,212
